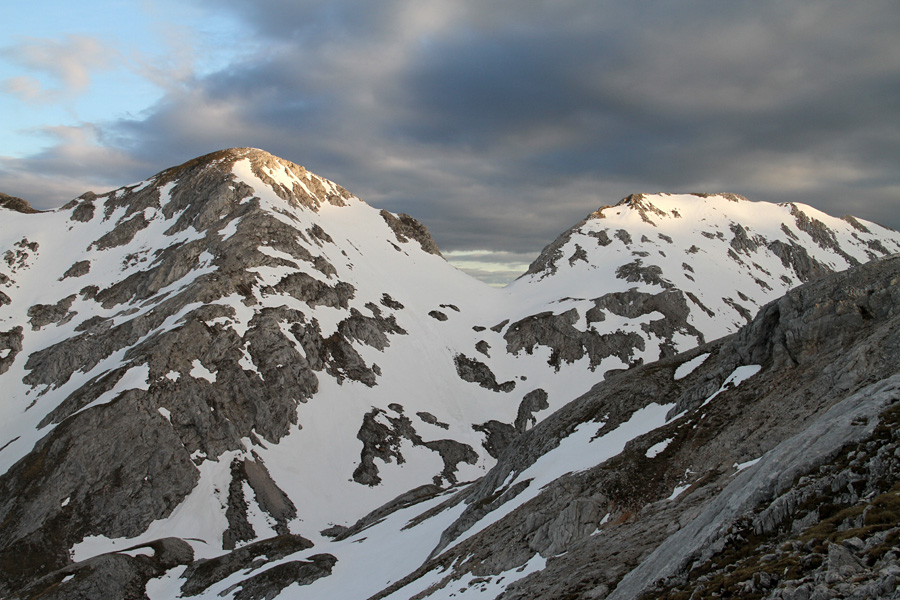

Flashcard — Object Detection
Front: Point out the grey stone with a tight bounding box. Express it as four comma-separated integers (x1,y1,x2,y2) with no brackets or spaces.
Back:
353,407,478,487
379,209,443,256
61,260,91,279
26,295,77,330
181,534,314,596
0,192,40,214
221,554,337,600
454,353,516,392
0,326,23,375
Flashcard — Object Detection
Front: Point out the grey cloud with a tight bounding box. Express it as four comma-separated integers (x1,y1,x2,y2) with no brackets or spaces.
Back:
1,0,898,283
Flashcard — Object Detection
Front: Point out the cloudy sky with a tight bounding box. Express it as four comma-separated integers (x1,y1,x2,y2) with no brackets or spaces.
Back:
2,0,898,284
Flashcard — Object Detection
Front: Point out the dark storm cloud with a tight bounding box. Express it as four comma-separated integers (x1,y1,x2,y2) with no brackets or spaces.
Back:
2,0,898,278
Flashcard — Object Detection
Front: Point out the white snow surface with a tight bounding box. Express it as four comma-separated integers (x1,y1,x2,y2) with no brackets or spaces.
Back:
674,352,711,380
3,157,900,600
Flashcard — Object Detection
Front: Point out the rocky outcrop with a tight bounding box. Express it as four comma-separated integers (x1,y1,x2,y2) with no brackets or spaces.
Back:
615,259,673,289
639,398,900,600
353,406,479,487
0,392,199,595
372,254,900,600
27,295,77,330
474,389,550,459
0,326,23,375
0,192,39,214
220,554,337,600
379,209,443,256
181,534,314,596
454,354,516,392
61,260,91,280
14,537,194,600
503,309,646,370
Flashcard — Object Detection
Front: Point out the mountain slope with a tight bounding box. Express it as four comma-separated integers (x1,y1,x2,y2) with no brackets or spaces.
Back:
371,253,900,600
1,148,899,599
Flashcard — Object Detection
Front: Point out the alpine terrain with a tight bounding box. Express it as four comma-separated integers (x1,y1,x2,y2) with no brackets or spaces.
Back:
1,148,899,599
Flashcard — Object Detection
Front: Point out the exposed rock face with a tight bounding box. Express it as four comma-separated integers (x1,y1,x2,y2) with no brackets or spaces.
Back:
2,153,900,600
353,406,479,487
0,326,23,375
639,400,900,600
61,260,91,280
180,535,314,596
379,209,443,256
454,353,516,392
0,192,40,214
220,553,337,600
15,538,194,600
504,308,647,370
0,148,418,594
371,254,900,600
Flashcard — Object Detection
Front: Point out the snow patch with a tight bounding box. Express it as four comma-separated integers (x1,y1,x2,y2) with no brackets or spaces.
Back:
190,359,217,383
700,364,762,408
118,547,156,558
157,407,171,422
674,352,710,380
668,484,690,500
734,457,761,472
646,438,672,458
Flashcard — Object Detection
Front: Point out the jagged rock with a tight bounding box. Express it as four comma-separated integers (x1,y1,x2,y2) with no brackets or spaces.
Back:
521,227,578,279
69,198,96,222
0,393,198,594
26,295,77,330
380,293,404,310
490,319,509,332
515,389,550,433
223,459,256,550
767,238,833,282
790,204,860,267
15,538,193,600
0,192,40,214
379,209,442,256
61,260,91,280
181,534,314,596
3,152,900,600
504,309,646,370
333,484,445,542
268,272,355,308
385,255,900,600
615,259,674,289
454,353,516,392
428,309,448,321
353,407,478,487
417,412,450,430
89,212,150,251
220,553,337,600
827,542,864,577
473,420,519,459
0,326,23,375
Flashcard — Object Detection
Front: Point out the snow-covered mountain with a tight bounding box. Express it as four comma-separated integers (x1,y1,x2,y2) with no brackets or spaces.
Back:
1,148,899,599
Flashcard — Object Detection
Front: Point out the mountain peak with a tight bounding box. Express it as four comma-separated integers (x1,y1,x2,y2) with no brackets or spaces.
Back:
0,192,40,214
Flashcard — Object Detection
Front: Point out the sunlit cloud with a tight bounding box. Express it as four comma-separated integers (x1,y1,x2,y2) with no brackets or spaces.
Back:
2,35,118,101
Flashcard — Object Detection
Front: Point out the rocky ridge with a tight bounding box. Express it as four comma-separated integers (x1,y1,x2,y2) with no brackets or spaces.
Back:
1,149,900,599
